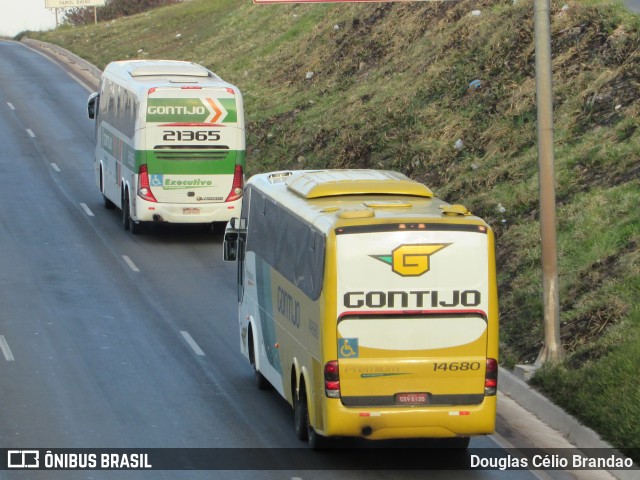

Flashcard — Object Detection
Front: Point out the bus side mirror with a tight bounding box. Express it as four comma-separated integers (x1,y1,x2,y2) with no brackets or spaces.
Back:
223,217,246,262
87,92,99,120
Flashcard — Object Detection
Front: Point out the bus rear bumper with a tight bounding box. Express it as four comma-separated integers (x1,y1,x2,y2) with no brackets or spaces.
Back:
320,396,496,440
133,197,241,224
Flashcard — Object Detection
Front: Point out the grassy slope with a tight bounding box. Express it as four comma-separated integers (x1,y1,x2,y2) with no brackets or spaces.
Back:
30,0,640,457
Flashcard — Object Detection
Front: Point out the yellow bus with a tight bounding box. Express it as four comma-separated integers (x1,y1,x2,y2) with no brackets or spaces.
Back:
223,169,498,448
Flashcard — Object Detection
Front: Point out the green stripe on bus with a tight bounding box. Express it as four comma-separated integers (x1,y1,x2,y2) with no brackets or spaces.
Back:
136,150,244,174
218,98,237,123
146,98,237,123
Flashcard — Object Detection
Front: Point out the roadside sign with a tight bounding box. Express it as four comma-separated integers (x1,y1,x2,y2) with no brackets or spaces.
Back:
45,0,106,7
254,0,437,3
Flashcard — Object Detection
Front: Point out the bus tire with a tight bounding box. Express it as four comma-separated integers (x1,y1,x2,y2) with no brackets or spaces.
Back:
122,191,130,231
294,380,309,442
294,381,329,449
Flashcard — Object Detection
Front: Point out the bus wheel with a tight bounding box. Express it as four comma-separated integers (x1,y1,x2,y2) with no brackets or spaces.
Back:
294,382,309,442
122,192,130,231
294,382,329,449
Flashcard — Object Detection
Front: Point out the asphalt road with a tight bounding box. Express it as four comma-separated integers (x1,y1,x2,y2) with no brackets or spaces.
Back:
0,39,553,480
625,0,640,13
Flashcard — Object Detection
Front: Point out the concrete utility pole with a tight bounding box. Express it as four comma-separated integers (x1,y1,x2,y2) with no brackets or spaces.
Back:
533,0,564,364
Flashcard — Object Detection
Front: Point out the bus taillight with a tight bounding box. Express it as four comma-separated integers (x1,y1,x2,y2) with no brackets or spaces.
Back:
485,358,498,396
138,165,157,203
324,360,340,398
225,164,244,203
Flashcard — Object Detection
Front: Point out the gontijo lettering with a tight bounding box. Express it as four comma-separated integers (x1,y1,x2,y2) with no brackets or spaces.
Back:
277,286,300,328
343,290,481,309
147,105,206,115
145,97,234,124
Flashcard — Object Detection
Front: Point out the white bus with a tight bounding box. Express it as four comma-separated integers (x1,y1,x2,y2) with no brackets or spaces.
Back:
224,169,499,448
88,60,245,233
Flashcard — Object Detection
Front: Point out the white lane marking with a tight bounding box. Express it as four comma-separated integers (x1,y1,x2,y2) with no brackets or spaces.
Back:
50,163,61,172
181,331,205,356
0,335,15,361
7,102,15,110
122,255,140,272
79,202,94,217
26,129,35,138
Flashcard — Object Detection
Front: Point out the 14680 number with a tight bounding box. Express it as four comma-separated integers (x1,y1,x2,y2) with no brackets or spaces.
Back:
432,362,481,372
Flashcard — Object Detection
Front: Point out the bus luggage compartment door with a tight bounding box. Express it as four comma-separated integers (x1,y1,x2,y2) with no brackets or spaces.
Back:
336,314,488,408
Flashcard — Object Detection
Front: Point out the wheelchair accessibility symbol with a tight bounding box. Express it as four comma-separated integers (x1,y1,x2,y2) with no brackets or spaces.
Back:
150,174,163,187
339,338,359,358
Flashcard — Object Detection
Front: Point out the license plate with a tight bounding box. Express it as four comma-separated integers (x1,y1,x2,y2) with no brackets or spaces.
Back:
396,393,428,405
183,208,201,215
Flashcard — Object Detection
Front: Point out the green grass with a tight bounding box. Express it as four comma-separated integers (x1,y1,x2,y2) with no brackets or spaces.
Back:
27,0,640,458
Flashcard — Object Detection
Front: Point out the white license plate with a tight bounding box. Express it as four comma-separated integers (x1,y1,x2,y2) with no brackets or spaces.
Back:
183,208,201,215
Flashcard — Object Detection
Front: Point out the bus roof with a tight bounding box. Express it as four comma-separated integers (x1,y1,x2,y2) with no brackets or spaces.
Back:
102,60,228,87
128,61,212,78
248,170,486,233
285,169,433,199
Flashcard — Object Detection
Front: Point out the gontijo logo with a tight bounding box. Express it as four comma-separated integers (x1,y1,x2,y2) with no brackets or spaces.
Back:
371,244,450,277
146,98,237,124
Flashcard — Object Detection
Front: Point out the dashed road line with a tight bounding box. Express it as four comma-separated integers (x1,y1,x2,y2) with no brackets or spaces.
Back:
79,202,94,217
50,162,61,172
181,331,205,356
122,255,140,272
0,335,15,361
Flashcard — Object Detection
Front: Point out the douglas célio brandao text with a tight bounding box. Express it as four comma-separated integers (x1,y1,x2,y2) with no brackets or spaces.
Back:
471,453,634,470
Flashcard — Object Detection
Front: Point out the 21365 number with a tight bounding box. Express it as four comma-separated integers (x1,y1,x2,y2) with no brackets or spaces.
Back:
162,130,221,142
